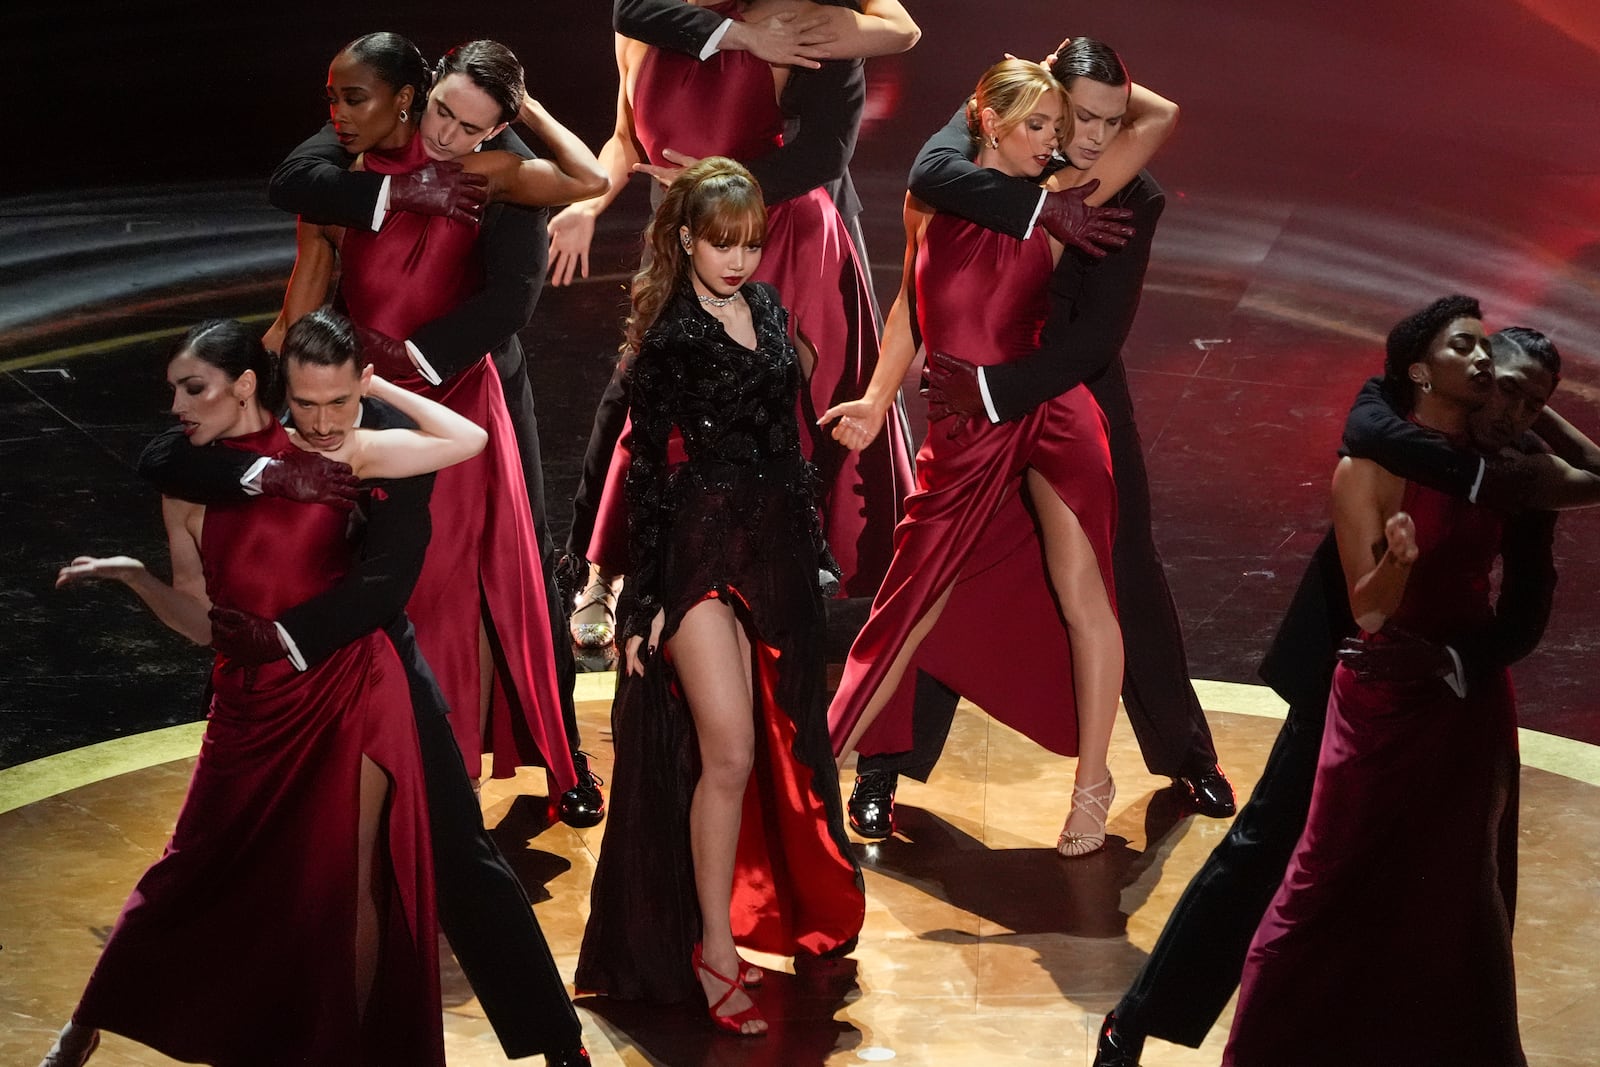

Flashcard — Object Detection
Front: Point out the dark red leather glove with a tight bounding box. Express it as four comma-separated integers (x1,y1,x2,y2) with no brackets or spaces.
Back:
1336,628,1456,686
1038,180,1136,258
210,606,288,668
387,160,488,226
355,324,416,379
923,350,984,438
258,448,359,511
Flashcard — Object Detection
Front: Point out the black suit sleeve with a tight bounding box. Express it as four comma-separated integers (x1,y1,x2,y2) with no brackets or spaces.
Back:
984,183,1164,422
268,124,381,228
275,398,433,666
137,426,256,504
409,197,547,381
907,106,1041,240
614,0,725,54
1456,509,1557,675
1341,376,1483,498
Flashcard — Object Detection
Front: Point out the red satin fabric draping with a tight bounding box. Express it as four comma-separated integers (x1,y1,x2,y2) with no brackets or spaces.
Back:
587,8,914,594
341,136,574,789
829,215,1117,758
74,423,442,1066
1225,479,1523,1066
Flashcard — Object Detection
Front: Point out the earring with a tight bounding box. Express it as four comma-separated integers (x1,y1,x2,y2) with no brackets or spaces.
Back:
988,135,999,149
1422,380,1433,393
239,399,246,408
682,236,693,251
399,108,409,123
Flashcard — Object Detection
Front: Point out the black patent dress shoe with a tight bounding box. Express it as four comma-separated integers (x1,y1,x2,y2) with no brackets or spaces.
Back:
1174,762,1236,818
546,1047,591,1067
1092,1010,1145,1067
847,770,897,838
558,751,606,828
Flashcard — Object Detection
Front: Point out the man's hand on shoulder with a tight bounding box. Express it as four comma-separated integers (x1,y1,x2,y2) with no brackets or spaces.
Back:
389,160,488,225
260,448,360,510
1040,181,1135,258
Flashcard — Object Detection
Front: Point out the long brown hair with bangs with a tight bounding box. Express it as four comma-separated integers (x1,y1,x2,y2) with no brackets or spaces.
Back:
622,156,768,357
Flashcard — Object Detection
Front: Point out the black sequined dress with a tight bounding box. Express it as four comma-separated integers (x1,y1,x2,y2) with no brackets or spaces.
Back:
575,282,864,1003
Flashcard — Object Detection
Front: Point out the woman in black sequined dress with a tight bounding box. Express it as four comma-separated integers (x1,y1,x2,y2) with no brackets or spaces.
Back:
574,158,864,1036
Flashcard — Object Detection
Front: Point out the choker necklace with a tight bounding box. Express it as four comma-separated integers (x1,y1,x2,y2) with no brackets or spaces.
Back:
697,291,740,309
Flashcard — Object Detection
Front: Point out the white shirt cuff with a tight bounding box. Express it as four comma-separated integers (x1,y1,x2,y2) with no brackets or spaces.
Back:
1022,189,1047,240
1442,645,1467,699
700,18,733,59
976,366,1001,424
240,456,270,495
371,174,392,231
404,339,442,386
1467,456,1486,505
274,622,308,672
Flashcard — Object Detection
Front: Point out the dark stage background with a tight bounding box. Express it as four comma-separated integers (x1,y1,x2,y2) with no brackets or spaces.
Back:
4,1,1598,768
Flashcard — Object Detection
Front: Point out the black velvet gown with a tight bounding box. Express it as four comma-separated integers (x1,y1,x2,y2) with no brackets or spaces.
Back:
575,282,864,1004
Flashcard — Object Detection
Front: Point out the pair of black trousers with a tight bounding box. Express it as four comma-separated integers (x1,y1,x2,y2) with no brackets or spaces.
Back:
396,621,584,1057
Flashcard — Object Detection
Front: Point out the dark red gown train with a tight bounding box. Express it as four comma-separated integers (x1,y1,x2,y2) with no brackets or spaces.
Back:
1224,478,1523,1066
587,3,914,596
73,423,442,1066
341,136,574,791
828,214,1117,758
576,284,864,1003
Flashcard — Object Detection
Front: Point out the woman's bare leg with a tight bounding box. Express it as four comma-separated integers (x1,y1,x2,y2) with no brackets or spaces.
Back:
355,754,390,1019
667,598,766,1035
1025,469,1123,842
834,583,956,764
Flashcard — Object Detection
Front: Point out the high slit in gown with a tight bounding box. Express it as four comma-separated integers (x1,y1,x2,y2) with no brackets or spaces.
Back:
341,135,575,792
575,283,864,1003
585,2,914,596
1224,477,1523,1066
71,422,443,1066
828,213,1118,759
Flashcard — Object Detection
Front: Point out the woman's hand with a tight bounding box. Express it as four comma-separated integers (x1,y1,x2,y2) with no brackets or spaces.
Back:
547,206,597,287
1384,512,1418,566
57,555,145,589
624,609,666,677
818,397,887,452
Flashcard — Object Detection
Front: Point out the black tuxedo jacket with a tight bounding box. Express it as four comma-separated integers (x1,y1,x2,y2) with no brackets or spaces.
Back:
136,398,436,670
908,107,1164,426
267,126,547,385
614,0,866,220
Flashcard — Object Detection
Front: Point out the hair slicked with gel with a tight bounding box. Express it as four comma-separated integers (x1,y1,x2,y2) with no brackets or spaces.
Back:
1381,294,1483,411
1049,36,1129,88
435,40,525,124
342,31,431,104
173,318,282,410
1491,325,1562,384
282,308,361,372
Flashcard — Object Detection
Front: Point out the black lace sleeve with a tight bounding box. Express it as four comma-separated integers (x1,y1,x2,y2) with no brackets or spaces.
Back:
622,344,675,641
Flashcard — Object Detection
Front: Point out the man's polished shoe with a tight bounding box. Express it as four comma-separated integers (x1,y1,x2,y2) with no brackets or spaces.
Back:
1174,762,1236,818
558,751,606,828
847,770,897,838
1092,1010,1145,1067
546,1047,591,1067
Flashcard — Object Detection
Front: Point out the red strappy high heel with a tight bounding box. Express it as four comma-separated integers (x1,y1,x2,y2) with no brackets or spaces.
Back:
693,942,767,1036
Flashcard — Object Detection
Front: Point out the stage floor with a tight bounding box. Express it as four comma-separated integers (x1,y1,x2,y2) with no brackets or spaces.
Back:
5,677,1598,1066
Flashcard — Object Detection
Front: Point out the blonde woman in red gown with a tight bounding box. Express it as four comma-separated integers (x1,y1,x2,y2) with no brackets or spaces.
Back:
42,318,486,1067
550,0,920,605
274,35,608,794
824,59,1175,856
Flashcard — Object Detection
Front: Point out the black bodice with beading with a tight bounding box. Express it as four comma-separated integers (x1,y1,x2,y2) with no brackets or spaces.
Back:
624,282,835,639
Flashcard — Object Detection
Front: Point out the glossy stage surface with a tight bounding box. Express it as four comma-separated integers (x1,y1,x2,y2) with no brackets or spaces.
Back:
4,679,1599,1065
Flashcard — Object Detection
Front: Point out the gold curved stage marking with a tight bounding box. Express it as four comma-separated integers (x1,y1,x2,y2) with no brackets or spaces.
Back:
3,675,1596,817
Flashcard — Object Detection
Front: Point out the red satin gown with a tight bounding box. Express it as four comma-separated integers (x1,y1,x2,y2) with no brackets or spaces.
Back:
575,284,864,1004
828,214,1117,759
1225,479,1523,1066
586,5,914,596
340,136,574,792
72,423,442,1066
